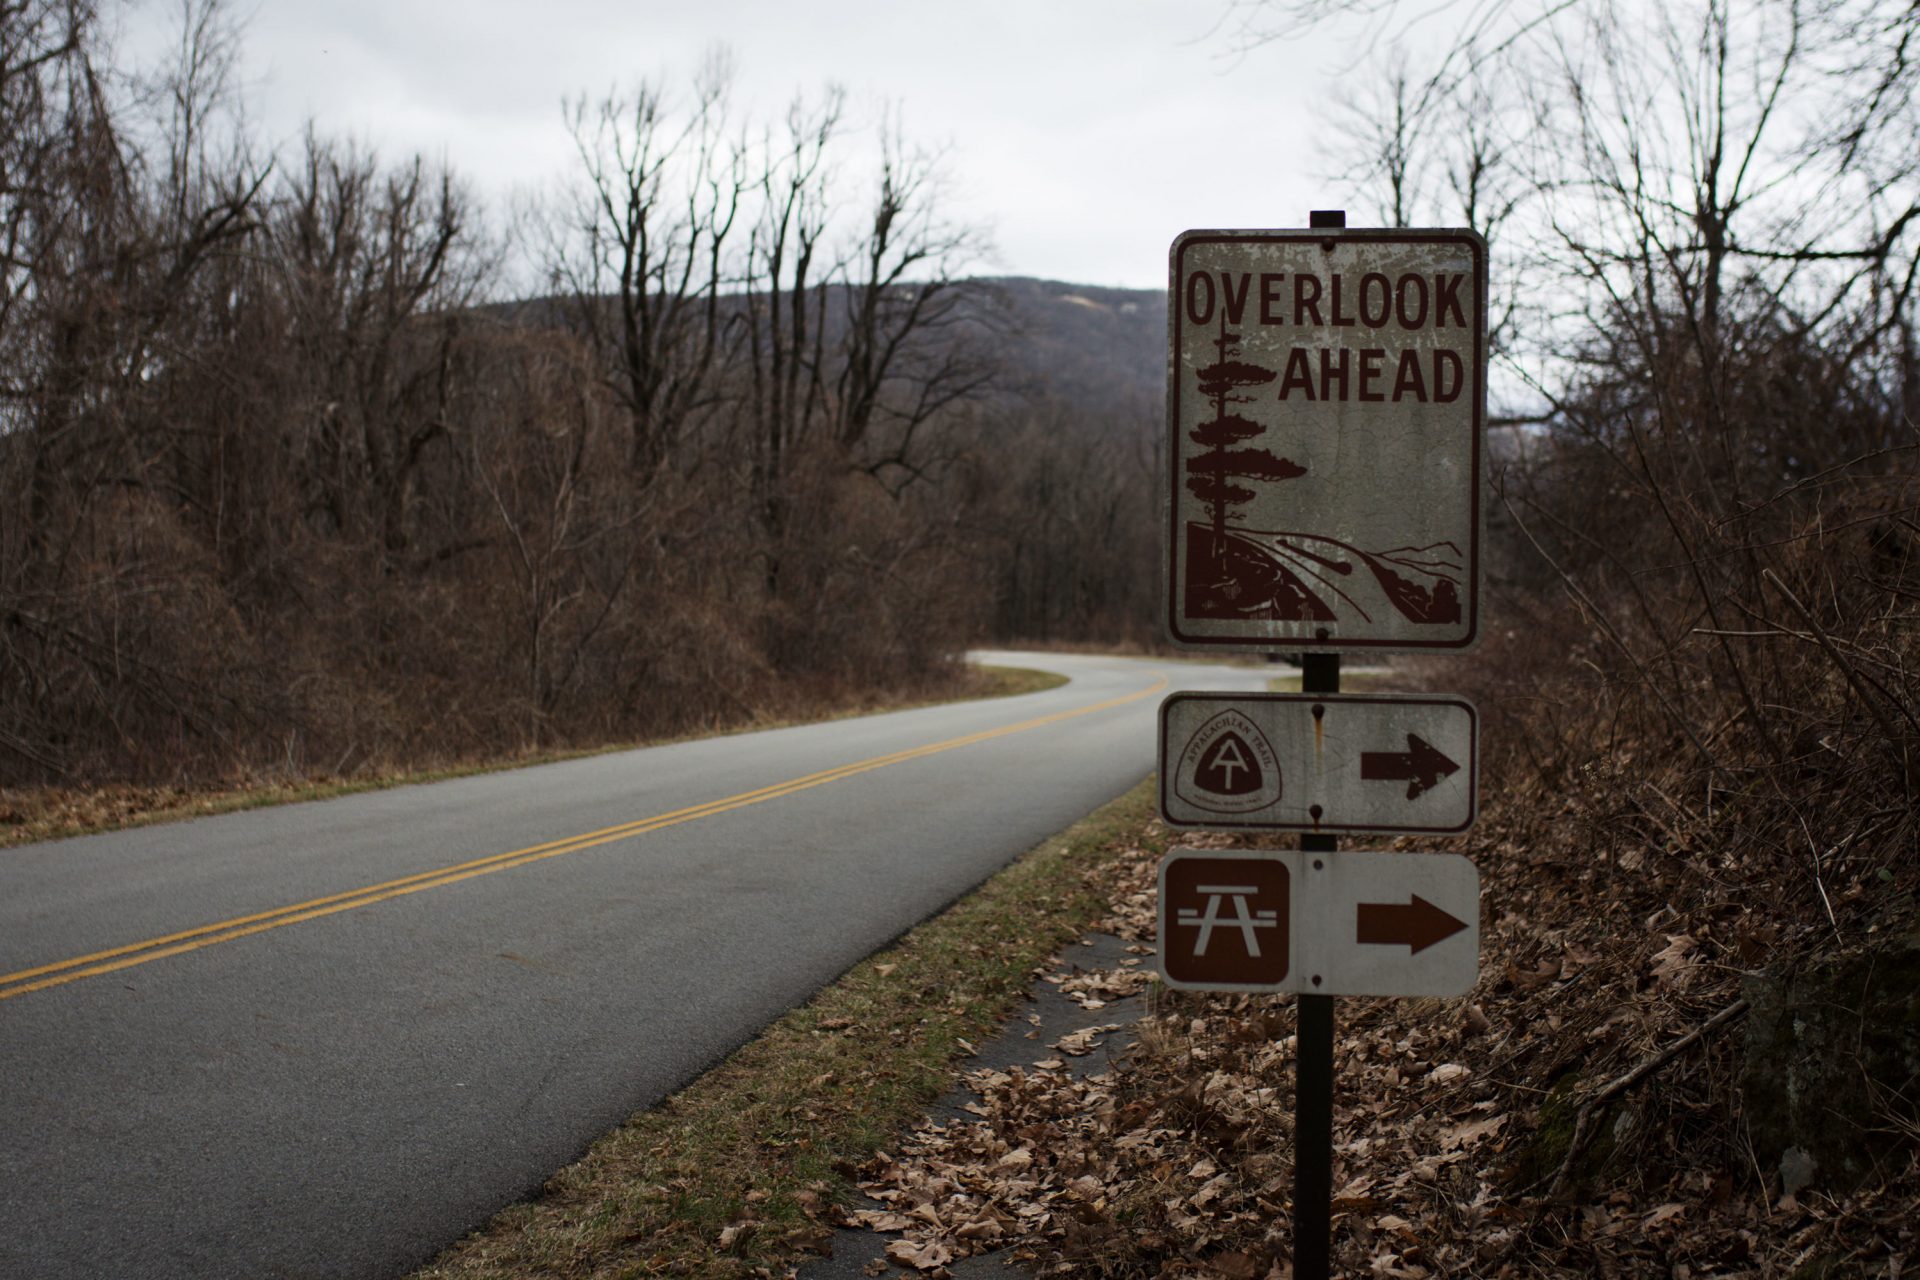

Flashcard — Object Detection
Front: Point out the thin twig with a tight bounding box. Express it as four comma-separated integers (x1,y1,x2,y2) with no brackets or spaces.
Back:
1546,998,1753,1198
1500,487,1731,784
1796,812,1842,940
1761,570,1920,790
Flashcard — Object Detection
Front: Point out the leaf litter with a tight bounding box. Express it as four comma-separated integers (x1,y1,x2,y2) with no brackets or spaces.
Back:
848,797,1919,1278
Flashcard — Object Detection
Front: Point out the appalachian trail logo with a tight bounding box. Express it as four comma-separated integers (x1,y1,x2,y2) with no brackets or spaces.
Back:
1174,709,1282,814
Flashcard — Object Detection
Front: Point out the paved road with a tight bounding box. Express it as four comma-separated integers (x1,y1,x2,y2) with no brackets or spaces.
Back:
0,651,1273,1279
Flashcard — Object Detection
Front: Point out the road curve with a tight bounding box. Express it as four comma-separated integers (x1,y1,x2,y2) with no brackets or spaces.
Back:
0,651,1272,1279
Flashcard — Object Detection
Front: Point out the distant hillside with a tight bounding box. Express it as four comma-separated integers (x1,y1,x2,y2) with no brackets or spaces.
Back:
493,276,1170,429
981,277,1165,415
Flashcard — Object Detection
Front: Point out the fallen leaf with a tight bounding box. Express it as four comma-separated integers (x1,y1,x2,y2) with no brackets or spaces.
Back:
1442,1114,1506,1149
1508,957,1561,990
1650,934,1696,988
1565,942,1602,966
786,1223,834,1253
1065,1174,1103,1200
1190,1173,1231,1208
1051,1025,1120,1055
885,1237,953,1271
1210,1250,1260,1278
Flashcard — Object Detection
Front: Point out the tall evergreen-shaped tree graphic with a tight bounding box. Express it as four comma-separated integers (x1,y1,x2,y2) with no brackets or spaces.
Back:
1187,314,1304,559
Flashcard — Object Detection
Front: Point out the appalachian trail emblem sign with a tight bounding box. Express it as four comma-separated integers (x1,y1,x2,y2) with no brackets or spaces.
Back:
1173,708,1282,815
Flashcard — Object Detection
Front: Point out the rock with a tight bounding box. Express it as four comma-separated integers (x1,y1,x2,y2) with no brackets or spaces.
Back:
1777,1146,1816,1198
1741,933,1920,1193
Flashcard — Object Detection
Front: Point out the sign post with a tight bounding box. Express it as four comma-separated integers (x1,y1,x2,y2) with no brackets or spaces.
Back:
1296,646,1338,1280
1157,209,1490,1280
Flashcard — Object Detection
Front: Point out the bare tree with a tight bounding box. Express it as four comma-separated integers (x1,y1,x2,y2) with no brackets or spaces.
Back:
741,85,841,546
0,28,1018,792
1285,0,1920,929
742,100,1003,482
550,54,744,478
831,114,1002,484
0,0,270,779
1326,43,1432,227
271,131,483,557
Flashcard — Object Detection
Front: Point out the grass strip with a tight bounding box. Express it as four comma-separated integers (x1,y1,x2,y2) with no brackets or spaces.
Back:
967,663,1069,700
412,776,1165,1280
0,663,1068,851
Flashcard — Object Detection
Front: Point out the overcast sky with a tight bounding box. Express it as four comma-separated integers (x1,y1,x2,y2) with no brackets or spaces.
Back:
117,1,1387,290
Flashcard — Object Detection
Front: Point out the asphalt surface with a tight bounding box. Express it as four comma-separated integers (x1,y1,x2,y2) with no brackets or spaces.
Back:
0,650,1272,1280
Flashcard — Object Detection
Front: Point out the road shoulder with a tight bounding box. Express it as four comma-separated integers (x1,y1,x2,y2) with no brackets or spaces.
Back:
802,931,1152,1280
410,777,1166,1280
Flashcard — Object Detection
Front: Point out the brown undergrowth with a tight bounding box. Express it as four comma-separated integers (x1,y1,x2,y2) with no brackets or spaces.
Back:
855,482,1920,1276
858,807,1917,1278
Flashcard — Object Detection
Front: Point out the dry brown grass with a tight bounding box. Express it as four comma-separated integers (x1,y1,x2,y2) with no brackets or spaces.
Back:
0,663,1066,851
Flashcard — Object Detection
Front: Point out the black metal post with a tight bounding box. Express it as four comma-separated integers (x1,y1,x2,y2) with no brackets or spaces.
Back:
1290,205,1347,1280
1295,651,1338,1280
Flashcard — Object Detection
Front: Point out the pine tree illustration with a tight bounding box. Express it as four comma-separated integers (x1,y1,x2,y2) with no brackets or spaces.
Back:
1186,312,1304,559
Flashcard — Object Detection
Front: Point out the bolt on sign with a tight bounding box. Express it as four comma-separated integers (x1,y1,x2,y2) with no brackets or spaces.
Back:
1165,228,1488,651
1158,848,1479,997
1159,692,1478,834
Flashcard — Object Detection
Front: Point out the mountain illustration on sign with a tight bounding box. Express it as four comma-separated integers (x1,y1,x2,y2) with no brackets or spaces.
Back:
1184,527,1465,626
1182,316,1464,626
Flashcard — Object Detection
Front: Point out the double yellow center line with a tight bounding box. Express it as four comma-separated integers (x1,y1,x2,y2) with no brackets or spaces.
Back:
0,673,1167,1005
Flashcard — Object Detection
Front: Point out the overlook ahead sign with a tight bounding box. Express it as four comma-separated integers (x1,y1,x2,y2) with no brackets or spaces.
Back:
1165,228,1488,652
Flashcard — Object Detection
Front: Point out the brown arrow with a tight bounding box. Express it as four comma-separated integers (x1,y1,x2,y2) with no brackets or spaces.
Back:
1359,733,1460,800
1355,895,1468,954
